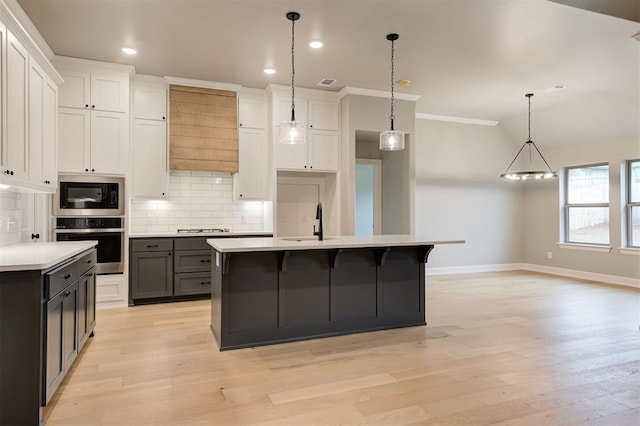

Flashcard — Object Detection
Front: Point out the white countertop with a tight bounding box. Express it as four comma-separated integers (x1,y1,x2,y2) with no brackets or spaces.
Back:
0,241,98,272
129,231,273,238
207,235,465,253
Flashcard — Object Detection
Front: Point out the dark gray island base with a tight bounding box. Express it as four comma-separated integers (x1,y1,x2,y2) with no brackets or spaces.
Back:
207,236,462,350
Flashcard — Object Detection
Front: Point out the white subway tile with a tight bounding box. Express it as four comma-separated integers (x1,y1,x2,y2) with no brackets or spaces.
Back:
170,170,192,177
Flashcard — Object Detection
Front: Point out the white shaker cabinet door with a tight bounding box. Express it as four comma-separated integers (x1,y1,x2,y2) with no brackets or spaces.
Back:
58,70,90,109
28,60,45,185
91,73,129,112
42,79,58,188
308,99,339,131
308,130,339,171
238,97,267,129
132,119,167,198
90,111,127,174
235,129,268,200
58,108,90,173
133,86,166,121
5,31,29,181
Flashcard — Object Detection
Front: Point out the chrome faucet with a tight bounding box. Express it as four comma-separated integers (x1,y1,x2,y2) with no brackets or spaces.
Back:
313,202,323,241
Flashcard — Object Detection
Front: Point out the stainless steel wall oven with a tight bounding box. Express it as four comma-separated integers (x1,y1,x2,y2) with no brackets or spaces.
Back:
54,217,124,275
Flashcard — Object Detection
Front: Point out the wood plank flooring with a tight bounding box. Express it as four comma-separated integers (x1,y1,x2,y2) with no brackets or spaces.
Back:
44,271,640,425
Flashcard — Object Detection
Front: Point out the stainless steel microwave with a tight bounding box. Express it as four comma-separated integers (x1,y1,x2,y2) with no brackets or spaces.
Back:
53,175,125,216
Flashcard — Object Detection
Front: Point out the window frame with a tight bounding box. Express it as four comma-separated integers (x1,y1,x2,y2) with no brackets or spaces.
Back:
563,162,610,246
626,159,640,248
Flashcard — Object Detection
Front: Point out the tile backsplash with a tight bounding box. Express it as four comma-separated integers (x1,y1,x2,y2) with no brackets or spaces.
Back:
130,171,269,234
0,191,21,246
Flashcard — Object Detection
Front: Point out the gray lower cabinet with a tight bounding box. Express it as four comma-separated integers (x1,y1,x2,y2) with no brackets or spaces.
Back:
0,247,97,425
129,235,270,305
130,250,173,299
45,280,79,403
78,268,96,350
43,250,97,405
175,272,212,295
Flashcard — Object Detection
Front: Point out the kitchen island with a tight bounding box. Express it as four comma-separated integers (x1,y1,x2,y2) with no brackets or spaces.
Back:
207,235,464,350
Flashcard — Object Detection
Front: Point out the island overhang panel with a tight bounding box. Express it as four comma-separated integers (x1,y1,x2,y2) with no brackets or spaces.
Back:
207,236,464,350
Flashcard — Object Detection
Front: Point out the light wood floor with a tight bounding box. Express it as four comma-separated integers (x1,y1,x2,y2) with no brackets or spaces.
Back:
44,271,640,425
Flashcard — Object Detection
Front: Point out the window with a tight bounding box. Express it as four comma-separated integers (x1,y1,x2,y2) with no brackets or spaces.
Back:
564,164,609,245
627,160,640,248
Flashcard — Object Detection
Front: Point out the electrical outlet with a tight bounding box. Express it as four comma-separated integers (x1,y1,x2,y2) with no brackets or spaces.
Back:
547,251,553,259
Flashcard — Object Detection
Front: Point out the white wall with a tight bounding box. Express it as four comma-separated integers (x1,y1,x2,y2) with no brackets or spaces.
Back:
340,94,416,235
523,136,640,279
414,119,524,268
130,170,266,234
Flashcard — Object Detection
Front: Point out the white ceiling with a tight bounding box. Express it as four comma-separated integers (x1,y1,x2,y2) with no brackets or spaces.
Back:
16,0,640,146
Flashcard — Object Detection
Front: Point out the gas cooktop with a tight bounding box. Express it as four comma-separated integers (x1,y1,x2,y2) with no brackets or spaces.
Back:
176,228,231,233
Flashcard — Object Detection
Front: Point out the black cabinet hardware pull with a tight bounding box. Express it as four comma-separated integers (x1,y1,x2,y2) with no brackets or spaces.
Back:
147,244,159,248
65,291,71,297
200,259,211,263
85,104,89,108
31,233,40,240
64,274,72,280
200,281,211,285
86,260,92,263
87,273,93,277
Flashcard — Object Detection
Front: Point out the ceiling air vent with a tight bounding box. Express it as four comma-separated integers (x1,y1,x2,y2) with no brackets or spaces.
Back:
317,78,337,88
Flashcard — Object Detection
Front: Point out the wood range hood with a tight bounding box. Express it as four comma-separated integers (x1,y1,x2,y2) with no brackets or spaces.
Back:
169,85,238,173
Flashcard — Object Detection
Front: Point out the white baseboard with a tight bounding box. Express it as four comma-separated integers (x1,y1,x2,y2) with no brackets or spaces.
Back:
427,263,640,289
96,300,128,310
522,263,640,289
427,263,526,275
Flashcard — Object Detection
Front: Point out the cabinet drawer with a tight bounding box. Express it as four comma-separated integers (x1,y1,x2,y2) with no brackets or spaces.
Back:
174,250,212,273
131,238,173,252
174,237,209,251
46,260,78,299
174,272,211,296
76,250,97,276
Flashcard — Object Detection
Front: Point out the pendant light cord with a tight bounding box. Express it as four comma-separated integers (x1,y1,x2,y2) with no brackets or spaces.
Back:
290,16,296,122
527,94,532,142
390,37,395,130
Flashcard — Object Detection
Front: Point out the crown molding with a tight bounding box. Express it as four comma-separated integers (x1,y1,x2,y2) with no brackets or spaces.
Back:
165,76,241,92
53,55,135,74
337,86,421,102
416,112,499,126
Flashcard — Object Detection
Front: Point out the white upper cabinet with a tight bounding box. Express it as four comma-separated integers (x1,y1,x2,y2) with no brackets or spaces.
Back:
308,99,339,131
131,119,167,198
58,70,128,112
133,85,167,121
56,59,131,175
28,58,58,191
238,96,268,129
234,92,269,200
4,30,29,182
58,108,127,174
0,13,61,191
131,79,168,198
272,92,339,172
234,128,268,200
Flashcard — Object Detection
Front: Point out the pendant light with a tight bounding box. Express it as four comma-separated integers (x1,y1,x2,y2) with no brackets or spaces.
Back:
380,33,405,151
279,11,307,145
500,93,558,180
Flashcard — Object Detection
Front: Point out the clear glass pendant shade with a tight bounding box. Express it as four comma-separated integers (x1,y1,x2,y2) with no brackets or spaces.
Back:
279,120,307,144
379,130,405,151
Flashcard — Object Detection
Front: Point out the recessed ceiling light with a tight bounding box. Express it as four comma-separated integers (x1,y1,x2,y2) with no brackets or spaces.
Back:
309,41,323,49
121,47,137,55
264,68,276,75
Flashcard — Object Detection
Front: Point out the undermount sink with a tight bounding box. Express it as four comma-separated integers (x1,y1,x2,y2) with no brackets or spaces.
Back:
279,237,337,242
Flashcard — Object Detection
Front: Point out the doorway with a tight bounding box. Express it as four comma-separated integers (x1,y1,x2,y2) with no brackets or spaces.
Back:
355,159,381,235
